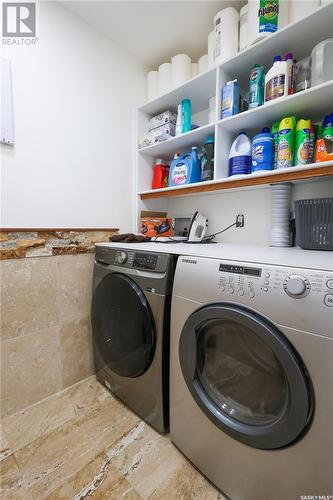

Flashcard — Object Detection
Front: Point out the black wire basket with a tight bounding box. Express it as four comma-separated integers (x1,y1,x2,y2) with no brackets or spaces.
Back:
295,198,333,251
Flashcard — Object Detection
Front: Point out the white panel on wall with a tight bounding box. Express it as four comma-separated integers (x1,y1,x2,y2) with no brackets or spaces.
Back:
0,2,147,230
1,58,14,145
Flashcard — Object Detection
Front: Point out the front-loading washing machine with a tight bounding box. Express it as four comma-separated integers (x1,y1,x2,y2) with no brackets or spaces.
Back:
92,245,176,433
170,255,333,499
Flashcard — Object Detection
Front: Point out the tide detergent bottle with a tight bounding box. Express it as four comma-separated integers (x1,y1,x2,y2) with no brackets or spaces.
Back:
169,147,201,186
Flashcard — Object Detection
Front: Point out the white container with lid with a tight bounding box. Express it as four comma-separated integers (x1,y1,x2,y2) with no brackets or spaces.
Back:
214,7,239,65
311,38,333,87
239,4,248,51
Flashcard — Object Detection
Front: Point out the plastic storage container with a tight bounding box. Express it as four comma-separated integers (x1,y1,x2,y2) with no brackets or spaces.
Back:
310,39,333,87
295,198,333,250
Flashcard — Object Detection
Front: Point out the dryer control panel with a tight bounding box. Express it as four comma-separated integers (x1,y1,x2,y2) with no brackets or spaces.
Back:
95,247,170,273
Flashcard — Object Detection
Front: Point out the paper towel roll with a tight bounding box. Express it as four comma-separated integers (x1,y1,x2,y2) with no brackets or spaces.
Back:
191,63,198,78
147,71,159,101
172,54,191,88
289,0,319,23
198,54,208,73
214,7,239,65
208,31,215,68
247,0,289,46
158,62,172,95
239,4,248,51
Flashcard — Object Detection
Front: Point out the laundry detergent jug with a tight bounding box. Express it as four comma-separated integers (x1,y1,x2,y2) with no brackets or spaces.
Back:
169,147,201,186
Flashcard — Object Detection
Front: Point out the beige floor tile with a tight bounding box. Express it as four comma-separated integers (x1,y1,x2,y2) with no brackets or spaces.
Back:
16,396,140,497
1,327,62,417
0,429,11,461
0,454,29,499
105,421,222,500
2,376,109,454
44,452,142,499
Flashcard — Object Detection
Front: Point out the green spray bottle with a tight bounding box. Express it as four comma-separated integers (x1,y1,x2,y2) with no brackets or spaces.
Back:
277,116,296,169
271,121,280,169
295,119,311,166
249,65,264,109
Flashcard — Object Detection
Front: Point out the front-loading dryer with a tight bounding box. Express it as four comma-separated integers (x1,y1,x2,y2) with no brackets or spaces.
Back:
170,255,333,499
92,246,176,433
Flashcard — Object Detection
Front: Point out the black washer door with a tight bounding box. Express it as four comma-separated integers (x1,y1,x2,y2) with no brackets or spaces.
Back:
92,273,155,378
179,303,314,449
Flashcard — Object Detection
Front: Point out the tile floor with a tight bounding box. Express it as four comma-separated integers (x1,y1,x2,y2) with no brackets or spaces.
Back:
0,376,225,499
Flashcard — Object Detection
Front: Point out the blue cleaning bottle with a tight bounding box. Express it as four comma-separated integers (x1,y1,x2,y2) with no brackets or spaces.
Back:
251,127,273,172
169,147,201,186
182,99,191,133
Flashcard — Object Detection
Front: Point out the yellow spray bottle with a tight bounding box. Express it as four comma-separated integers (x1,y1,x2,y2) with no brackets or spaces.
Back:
295,119,311,166
277,116,296,169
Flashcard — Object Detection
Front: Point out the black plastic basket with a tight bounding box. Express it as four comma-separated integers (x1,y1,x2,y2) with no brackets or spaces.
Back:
295,198,333,251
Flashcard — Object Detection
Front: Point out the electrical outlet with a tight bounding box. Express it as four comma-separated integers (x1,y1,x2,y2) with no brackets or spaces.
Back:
236,214,244,228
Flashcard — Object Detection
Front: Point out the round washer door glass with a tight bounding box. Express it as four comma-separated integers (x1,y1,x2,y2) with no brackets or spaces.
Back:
92,273,155,378
179,304,313,449
197,318,287,426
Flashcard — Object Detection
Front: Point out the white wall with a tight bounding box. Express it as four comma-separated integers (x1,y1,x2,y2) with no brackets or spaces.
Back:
1,1,146,230
167,179,333,245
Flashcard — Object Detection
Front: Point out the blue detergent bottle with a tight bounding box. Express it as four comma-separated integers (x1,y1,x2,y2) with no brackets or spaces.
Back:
169,147,201,186
251,127,273,172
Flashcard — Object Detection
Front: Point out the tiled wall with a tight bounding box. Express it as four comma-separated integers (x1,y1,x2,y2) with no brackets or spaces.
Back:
0,229,118,417
1,254,96,417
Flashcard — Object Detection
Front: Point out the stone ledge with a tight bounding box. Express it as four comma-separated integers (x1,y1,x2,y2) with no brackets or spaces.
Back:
0,230,118,260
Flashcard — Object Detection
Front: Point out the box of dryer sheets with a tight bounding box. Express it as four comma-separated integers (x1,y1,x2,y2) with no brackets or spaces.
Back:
149,110,177,131
140,211,172,238
150,123,176,142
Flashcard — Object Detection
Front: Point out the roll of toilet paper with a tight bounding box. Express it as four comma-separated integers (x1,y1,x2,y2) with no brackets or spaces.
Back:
147,71,159,101
208,31,215,68
171,54,191,88
158,62,172,95
239,4,248,51
289,0,319,23
214,7,239,65
198,54,208,73
270,183,291,247
191,62,198,78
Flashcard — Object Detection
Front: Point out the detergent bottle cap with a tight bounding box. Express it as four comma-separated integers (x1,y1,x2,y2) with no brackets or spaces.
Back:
323,113,333,127
239,130,246,135
204,136,215,144
285,52,293,61
261,127,271,133
273,55,281,63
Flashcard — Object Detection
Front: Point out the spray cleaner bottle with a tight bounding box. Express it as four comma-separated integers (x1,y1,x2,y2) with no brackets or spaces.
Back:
295,119,311,166
277,116,296,169
248,64,264,109
271,121,280,169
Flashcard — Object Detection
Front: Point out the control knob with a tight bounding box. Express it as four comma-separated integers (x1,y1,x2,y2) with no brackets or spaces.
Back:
284,275,310,298
116,251,127,264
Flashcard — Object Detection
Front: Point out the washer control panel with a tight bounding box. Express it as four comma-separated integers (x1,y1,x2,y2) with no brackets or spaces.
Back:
217,261,333,307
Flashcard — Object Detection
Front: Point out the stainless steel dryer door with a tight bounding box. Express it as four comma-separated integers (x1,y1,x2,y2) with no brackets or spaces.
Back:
179,303,314,449
92,273,155,378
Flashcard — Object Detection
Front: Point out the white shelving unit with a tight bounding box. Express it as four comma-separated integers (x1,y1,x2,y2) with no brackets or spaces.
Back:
135,3,333,228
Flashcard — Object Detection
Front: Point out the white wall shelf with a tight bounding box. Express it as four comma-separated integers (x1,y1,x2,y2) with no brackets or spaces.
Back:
135,3,333,228
138,122,216,158
138,163,333,199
